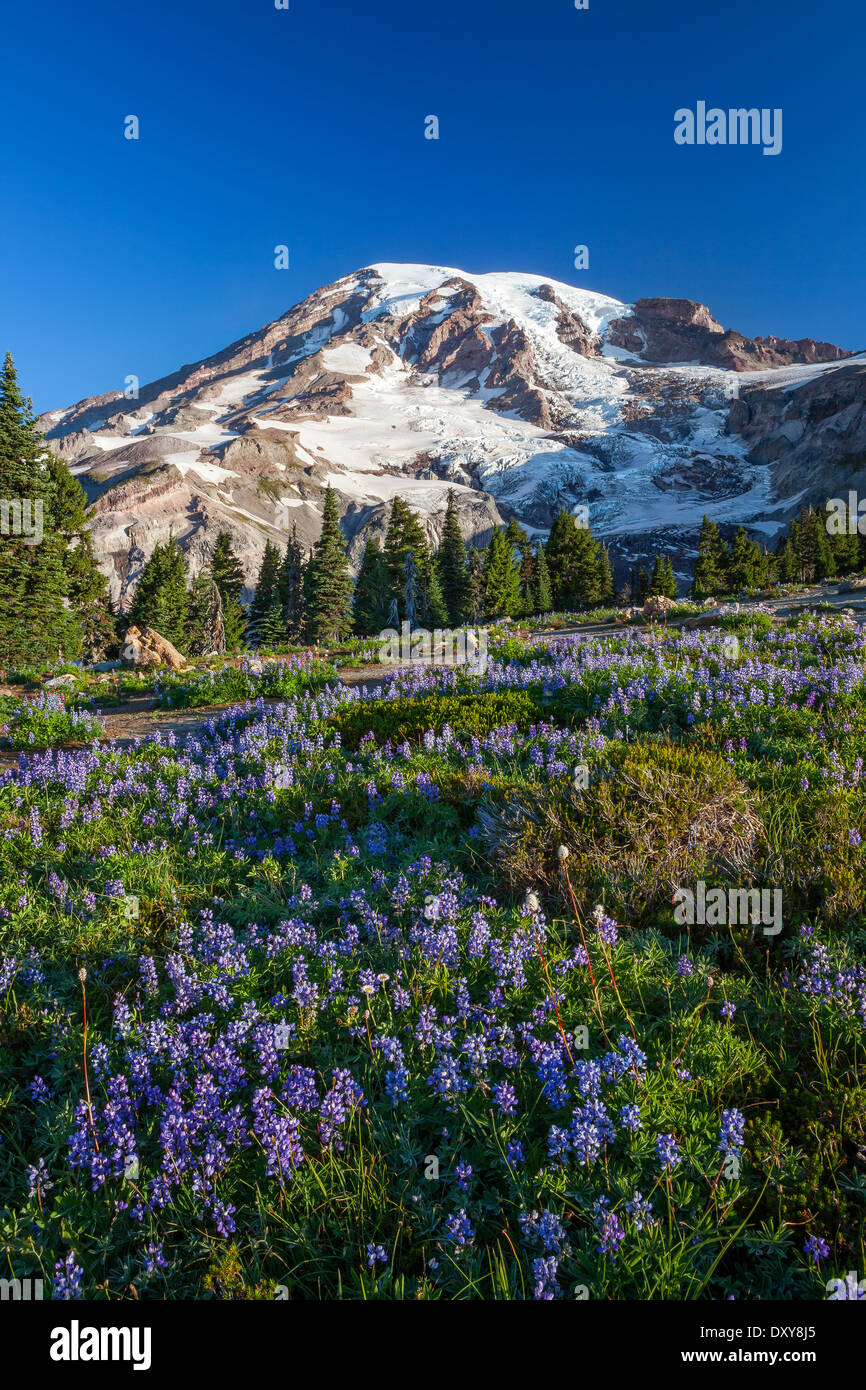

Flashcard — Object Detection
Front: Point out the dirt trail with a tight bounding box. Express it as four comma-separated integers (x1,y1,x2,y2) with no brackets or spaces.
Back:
3,591,864,769
0,673,393,769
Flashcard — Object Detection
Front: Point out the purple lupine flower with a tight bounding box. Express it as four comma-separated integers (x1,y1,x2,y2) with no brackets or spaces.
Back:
53,1251,83,1299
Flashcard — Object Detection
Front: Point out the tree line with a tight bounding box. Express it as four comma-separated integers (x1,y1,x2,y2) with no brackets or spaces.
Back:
4,351,864,664
691,503,866,598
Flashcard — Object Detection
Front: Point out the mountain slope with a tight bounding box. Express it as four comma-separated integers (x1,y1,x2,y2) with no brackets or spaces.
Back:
38,263,863,604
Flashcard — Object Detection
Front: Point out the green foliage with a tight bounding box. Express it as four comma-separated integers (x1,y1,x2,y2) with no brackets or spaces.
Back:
325,689,542,749
248,540,283,648
649,552,677,599
0,354,89,665
692,517,727,598
128,537,189,650
436,489,471,626
545,508,602,609
0,693,104,749
305,486,352,643
482,526,522,619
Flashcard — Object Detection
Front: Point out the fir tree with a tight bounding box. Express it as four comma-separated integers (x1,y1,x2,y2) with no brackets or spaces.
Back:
185,566,226,656
382,494,445,627
305,485,352,643
691,517,727,598
630,564,651,605
258,600,287,650
518,545,537,615
128,537,188,649
278,526,306,643
45,450,113,659
814,515,837,581
248,541,282,647
534,542,553,614
504,515,531,555
212,532,245,604
437,490,471,626
468,546,486,623
776,534,797,584
352,534,389,636
597,543,616,603
422,563,449,629
210,530,247,649
826,498,860,573
545,508,600,609
0,353,81,664
482,527,522,619
649,553,677,599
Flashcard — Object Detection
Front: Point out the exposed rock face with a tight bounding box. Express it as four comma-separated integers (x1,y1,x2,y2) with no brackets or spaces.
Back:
121,626,188,670
725,361,866,520
37,262,859,601
608,297,854,371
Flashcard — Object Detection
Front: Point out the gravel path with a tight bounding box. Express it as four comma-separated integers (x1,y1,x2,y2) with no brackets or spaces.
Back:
2,590,864,767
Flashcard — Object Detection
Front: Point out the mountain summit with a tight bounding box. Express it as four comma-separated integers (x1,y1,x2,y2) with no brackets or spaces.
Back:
38,263,865,604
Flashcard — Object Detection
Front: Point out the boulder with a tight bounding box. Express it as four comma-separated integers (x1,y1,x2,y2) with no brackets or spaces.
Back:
642,595,678,619
121,625,188,670
43,673,77,689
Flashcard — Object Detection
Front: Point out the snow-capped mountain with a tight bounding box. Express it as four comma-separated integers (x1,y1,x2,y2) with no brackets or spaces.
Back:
38,263,864,603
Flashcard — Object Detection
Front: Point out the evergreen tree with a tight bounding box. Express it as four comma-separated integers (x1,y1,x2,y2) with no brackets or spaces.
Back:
649,553,677,599
382,494,446,627
597,543,616,603
691,516,727,598
504,515,531,556
212,532,245,603
128,537,189,649
792,508,819,584
727,528,759,591
248,541,282,647
826,498,860,574
352,534,389,636
630,564,651,605
0,353,81,664
185,565,226,656
210,530,247,649
545,508,600,609
468,546,486,623
776,533,797,584
423,563,449,629
534,541,552,614
45,450,113,659
518,545,537,615
814,515,837,581
305,485,352,643
278,526,306,643
482,527,522,619
437,490,471,626
259,600,288,650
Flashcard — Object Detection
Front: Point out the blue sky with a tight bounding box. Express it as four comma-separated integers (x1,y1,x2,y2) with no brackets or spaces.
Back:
2,0,861,412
